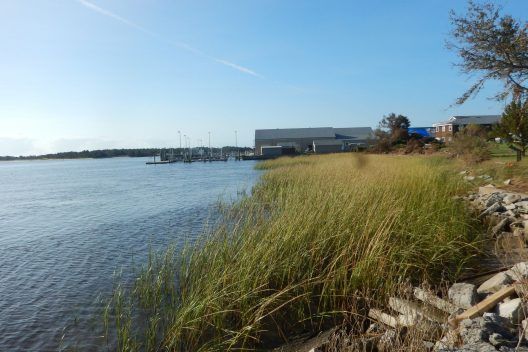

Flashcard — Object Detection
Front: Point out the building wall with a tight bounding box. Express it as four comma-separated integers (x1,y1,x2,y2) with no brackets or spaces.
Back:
313,144,342,154
256,137,331,155
434,124,457,142
261,146,283,156
434,123,496,142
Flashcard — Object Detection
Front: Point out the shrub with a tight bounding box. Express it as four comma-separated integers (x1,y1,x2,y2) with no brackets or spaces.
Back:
451,124,491,164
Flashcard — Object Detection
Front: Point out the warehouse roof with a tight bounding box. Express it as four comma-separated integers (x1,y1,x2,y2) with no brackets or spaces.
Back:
255,127,334,140
333,127,374,140
255,127,373,140
433,115,501,127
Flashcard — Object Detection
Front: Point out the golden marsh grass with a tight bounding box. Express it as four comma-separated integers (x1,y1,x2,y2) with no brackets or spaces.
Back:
105,154,482,351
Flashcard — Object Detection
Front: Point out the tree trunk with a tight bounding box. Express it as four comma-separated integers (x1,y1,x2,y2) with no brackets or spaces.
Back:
509,144,523,161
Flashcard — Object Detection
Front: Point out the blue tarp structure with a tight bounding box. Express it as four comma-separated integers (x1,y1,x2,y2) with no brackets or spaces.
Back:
408,128,431,137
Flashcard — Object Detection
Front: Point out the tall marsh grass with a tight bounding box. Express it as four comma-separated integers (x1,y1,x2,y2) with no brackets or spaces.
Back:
104,154,481,351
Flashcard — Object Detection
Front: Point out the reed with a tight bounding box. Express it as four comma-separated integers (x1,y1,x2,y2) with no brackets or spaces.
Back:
104,154,482,351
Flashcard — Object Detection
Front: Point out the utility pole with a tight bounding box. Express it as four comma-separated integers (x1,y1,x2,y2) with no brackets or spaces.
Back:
178,130,182,151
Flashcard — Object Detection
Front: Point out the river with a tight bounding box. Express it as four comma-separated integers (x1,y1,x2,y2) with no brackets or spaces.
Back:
0,157,260,351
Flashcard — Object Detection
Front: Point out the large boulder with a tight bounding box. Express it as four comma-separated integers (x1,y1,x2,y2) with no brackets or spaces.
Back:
449,283,477,309
477,271,514,295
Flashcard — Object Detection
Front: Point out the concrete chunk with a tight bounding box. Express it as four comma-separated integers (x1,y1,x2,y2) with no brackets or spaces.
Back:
479,185,500,195
507,261,528,281
503,194,522,205
448,283,477,309
477,271,513,295
492,218,511,236
414,287,460,314
479,202,504,219
389,297,447,323
497,298,524,325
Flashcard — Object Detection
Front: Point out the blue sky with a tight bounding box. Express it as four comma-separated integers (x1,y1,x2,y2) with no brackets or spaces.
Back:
1,0,526,155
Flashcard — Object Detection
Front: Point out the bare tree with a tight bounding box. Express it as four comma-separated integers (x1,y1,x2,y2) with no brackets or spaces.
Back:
448,1,528,104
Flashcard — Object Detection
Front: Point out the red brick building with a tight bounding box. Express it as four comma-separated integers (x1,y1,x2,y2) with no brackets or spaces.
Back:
432,115,501,142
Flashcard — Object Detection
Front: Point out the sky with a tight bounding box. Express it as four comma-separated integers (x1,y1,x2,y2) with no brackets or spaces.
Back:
1,0,527,156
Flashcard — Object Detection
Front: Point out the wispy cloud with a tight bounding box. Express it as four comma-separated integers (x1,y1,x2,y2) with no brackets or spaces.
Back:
76,0,263,78
213,59,263,78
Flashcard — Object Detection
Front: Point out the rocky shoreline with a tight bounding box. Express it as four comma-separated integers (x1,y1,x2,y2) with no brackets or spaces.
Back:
277,184,528,352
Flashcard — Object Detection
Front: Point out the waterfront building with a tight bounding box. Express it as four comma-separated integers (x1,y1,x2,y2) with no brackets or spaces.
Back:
432,115,501,142
254,127,373,155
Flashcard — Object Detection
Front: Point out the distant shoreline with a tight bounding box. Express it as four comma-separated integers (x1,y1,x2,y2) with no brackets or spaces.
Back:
0,156,138,162
0,147,253,162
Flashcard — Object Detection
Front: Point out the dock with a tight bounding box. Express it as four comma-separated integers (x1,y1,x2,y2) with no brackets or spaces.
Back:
145,160,176,165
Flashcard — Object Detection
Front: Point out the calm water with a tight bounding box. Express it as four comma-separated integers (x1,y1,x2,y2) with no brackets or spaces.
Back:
0,157,259,351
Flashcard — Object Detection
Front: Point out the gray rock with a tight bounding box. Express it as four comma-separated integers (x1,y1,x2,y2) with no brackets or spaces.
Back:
480,202,506,219
499,347,528,352
457,316,507,345
505,204,517,210
377,329,397,351
435,342,498,351
492,218,512,236
480,185,500,195
505,210,517,217
507,261,528,281
489,332,506,346
482,312,514,332
423,340,435,351
503,194,522,205
478,271,514,294
449,283,477,309
434,333,456,351
486,194,504,208
489,332,517,348
464,176,476,181
497,298,524,324
517,201,528,208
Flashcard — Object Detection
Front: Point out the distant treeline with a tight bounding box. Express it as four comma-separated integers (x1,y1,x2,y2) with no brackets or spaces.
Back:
0,146,254,161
